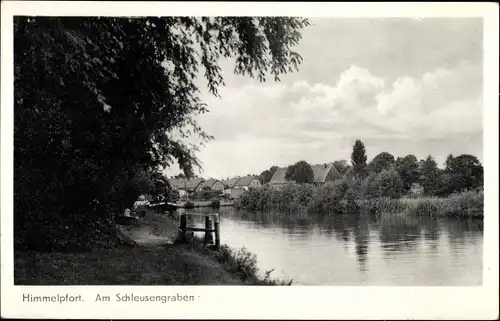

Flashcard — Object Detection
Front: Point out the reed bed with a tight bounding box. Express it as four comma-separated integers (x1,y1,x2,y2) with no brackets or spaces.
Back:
236,184,483,218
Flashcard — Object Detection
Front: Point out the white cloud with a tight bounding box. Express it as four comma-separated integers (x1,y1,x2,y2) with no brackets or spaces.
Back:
166,61,482,178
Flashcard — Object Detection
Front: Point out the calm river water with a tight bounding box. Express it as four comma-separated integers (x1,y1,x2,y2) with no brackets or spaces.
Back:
186,207,483,286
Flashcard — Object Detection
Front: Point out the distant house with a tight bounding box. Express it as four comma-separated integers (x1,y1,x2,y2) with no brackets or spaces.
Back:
222,177,241,190
221,177,239,197
268,167,289,190
269,163,342,189
168,178,205,196
220,176,259,199
221,175,261,199
234,175,262,190
200,178,225,192
311,163,342,185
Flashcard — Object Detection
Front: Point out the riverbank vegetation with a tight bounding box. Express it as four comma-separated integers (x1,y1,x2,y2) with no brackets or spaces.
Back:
238,141,484,218
174,235,292,285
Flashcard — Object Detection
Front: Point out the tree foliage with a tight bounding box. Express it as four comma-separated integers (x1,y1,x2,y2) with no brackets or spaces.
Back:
285,161,314,184
351,140,367,177
395,154,420,191
420,155,439,196
368,152,395,173
366,169,405,199
437,154,483,195
14,16,310,251
259,165,279,184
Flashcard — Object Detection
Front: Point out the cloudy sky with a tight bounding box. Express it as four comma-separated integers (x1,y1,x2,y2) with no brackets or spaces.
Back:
165,18,483,179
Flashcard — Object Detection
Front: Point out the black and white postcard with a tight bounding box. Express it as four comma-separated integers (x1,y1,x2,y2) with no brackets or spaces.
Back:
1,1,498,319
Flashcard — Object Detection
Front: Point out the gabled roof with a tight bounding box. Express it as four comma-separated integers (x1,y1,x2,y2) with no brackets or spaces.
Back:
269,163,342,184
201,178,223,189
234,175,261,187
168,178,205,191
269,167,288,184
222,177,241,189
311,163,342,183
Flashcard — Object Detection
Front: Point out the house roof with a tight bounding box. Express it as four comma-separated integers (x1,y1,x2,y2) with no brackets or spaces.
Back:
168,178,205,191
269,167,288,184
269,163,341,184
222,177,241,189
201,178,222,189
234,175,260,187
311,163,342,183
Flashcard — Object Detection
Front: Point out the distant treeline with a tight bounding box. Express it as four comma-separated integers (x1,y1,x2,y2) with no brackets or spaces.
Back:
257,140,483,198
237,140,484,217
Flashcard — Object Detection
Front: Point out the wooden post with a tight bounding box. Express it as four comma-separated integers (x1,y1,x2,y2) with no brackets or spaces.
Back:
214,213,220,250
204,216,213,245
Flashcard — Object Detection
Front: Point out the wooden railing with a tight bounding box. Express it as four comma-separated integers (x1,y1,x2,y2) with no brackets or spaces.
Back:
179,213,220,249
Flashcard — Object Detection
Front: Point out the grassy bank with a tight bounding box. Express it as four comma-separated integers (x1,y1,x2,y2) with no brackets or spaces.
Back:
235,184,483,218
15,212,290,285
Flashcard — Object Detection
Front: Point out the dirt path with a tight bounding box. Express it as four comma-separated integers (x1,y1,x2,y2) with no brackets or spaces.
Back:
15,212,244,285
117,212,179,246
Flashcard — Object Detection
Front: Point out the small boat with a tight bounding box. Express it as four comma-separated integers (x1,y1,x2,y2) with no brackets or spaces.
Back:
148,201,178,213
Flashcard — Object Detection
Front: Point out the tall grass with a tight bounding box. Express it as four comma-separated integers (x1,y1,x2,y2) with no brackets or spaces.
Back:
236,183,483,218
358,189,483,217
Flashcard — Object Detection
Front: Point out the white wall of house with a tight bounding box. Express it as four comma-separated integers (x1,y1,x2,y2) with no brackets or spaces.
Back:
212,181,225,192
230,187,245,199
249,179,261,188
270,183,288,190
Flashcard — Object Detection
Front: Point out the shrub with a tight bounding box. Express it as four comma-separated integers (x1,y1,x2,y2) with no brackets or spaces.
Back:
366,168,404,199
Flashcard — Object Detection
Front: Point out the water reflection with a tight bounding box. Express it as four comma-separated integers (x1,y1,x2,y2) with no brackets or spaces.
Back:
187,207,483,285
353,216,370,272
378,215,422,254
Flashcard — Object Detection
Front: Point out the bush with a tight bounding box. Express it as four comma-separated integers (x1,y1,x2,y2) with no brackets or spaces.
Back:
235,184,313,213
365,168,404,199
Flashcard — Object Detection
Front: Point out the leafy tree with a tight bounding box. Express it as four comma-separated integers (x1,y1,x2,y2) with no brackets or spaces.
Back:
395,154,420,192
351,140,368,177
420,155,440,196
14,16,310,251
444,154,483,192
259,165,279,184
445,154,454,169
285,161,314,184
259,170,272,184
368,152,395,173
367,168,404,199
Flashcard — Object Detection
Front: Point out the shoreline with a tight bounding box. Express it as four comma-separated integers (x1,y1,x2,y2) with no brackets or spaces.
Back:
14,212,287,286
